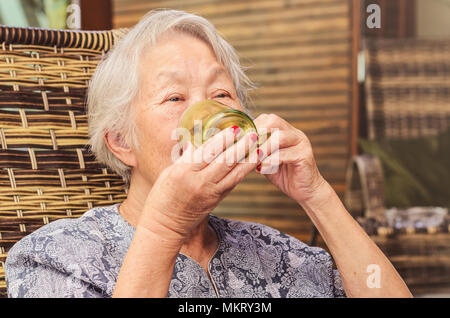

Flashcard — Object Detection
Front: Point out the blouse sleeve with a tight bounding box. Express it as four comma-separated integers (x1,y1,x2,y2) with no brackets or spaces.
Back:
5,243,105,298
332,269,347,298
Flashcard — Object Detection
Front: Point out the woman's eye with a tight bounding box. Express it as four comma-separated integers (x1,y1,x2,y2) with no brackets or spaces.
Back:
215,93,229,98
167,96,183,102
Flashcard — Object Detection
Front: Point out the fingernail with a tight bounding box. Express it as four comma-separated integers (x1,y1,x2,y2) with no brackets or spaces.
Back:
230,125,240,136
256,164,261,172
250,133,259,143
257,148,263,159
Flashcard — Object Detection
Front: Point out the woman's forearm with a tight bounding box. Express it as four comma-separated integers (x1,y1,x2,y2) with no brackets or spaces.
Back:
112,223,183,298
299,181,412,298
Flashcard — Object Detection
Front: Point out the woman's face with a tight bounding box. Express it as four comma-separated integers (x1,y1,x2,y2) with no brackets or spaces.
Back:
131,31,243,184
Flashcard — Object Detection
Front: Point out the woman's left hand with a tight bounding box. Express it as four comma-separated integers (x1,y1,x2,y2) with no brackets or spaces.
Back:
253,113,327,205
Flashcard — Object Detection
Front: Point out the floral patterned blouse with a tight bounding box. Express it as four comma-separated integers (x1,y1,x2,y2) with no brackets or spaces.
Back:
5,204,346,298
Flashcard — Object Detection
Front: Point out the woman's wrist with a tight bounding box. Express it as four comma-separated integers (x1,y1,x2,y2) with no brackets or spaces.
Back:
137,207,188,250
297,178,337,217
135,223,185,252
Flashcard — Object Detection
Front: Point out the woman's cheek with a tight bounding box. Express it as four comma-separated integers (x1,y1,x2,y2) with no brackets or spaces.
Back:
230,100,244,112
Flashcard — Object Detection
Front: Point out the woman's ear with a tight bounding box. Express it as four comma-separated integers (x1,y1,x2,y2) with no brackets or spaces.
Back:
104,132,138,168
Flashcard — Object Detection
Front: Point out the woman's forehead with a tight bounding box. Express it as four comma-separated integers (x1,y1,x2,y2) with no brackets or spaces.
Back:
138,32,233,88
154,66,227,82
141,54,230,88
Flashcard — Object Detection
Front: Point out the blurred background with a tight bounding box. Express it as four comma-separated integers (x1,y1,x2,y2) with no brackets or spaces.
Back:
0,0,449,297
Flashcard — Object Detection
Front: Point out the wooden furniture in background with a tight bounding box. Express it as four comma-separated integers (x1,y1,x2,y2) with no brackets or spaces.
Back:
0,26,127,298
113,0,359,244
345,154,450,296
345,38,450,296
372,232,450,296
345,154,385,221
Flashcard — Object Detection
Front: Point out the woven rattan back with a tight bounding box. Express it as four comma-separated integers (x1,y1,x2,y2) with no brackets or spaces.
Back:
0,26,129,297
365,39,450,140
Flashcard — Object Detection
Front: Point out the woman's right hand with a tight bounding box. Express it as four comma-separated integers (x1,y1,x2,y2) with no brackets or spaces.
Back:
137,126,260,245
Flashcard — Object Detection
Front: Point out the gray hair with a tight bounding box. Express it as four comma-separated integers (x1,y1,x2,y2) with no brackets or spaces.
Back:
87,9,255,184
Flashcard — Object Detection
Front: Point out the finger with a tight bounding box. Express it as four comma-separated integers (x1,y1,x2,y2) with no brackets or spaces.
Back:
253,114,300,146
203,131,259,182
216,145,262,191
176,140,193,163
256,147,300,175
183,125,241,171
253,113,294,131
256,129,300,162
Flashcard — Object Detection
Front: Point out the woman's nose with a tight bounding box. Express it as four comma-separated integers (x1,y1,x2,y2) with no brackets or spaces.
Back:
188,92,209,106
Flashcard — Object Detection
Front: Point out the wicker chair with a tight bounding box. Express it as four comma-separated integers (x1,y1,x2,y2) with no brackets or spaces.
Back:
345,39,450,295
0,26,129,297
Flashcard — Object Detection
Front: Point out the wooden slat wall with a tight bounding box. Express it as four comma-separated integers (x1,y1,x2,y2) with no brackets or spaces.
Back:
113,0,355,245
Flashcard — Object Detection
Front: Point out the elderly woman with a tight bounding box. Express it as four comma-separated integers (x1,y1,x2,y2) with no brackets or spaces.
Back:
5,9,411,298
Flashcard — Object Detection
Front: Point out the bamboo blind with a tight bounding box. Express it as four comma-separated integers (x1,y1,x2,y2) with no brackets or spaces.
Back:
113,0,355,242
